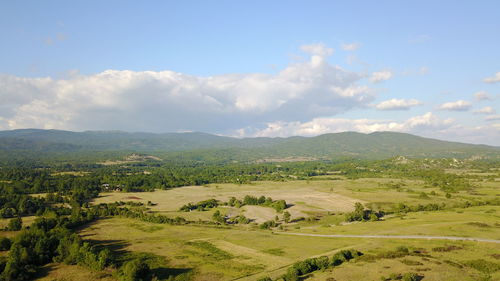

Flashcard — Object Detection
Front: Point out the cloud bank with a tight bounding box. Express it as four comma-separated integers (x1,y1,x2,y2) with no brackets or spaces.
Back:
0,43,498,145
0,44,374,133
238,112,454,137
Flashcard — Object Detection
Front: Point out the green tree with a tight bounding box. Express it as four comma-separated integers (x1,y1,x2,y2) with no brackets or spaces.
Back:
0,237,12,251
7,217,22,231
283,211,291,223
119,259,150,281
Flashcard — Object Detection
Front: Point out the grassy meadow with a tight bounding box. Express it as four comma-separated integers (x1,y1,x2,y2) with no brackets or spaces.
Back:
67,176,500,281
2,162,499,281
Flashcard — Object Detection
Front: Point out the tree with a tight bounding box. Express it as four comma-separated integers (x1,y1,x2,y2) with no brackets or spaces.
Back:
0,237,12,251
212,210,224,224
119,258,150,281
283,211,291,223
7,217,22,231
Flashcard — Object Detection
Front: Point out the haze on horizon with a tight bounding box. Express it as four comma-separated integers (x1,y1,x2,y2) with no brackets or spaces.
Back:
0,1,499,145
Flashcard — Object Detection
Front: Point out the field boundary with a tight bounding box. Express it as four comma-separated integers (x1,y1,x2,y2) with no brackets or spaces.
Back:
272,232,500,244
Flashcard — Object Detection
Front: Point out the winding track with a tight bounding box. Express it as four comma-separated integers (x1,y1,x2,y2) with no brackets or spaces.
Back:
272,231,500,243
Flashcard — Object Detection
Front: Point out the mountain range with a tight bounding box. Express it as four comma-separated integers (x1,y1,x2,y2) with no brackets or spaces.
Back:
0,129,498,160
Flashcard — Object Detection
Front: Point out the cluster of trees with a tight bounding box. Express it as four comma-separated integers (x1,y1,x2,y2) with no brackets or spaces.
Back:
118,258,150,281
0,204,164,281
239,195,287,212
212,210,250,225
0,210,99,280
345,203,384,222
93,203,189,225
0,168,101,199
180,195,288,213
392,198,500,214
259,220,278,229
0,194,47,218
55,234,112,271
394,202,444,213
180,199,219,212
4,218,22,231
0,237,11,251
281,249,363,281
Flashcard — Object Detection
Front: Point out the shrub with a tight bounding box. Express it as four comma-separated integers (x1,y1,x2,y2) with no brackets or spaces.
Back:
259,220,277,229
0,237,12,251
119,258,150,281
402,272,420,281
465,259,500,274
7,217,22,231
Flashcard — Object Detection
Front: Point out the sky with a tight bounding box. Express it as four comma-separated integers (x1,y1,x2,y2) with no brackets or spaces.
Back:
0,1,499,145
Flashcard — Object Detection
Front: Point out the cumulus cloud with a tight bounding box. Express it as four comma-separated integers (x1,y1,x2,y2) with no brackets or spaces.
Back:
239,112,454,138
374,98,423,110
237,113,500,145
473,91,493,101
341,42,360,51
438,100,472,111
474,106,496,115
369,71,393,83
483,72,500,83
0,45,375,132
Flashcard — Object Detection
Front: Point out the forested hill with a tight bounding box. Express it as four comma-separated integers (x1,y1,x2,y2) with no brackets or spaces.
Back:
0,129,498,159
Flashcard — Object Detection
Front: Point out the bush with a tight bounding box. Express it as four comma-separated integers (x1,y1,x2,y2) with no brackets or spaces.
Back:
259,220,277,229
0,237,12,251
119,258,150,281
402,272,420,281
464,259,500,274
7,217,22,231
282,250,362,280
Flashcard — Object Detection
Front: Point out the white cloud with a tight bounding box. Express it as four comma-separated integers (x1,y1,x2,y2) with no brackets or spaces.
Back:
485,114,500,121
238,113,500,145
483,72,500,83
0,44,375,133
241,112,454,138
369,71,393,83
474,106,496,115
473,91,493,101
438,100,472,111
341,42,360,51
374,98,423,110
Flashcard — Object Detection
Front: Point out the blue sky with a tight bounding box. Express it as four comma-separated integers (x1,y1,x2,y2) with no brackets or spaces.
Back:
0,1,499,144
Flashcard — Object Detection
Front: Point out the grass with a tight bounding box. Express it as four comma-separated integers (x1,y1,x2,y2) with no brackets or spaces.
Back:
78,214,500,281
60,175,498,280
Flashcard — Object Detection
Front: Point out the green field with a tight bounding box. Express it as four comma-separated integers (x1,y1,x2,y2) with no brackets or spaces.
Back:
1,159,499,281
70,177,500,281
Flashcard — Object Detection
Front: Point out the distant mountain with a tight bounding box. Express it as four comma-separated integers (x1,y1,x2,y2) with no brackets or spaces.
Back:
0,129,498,159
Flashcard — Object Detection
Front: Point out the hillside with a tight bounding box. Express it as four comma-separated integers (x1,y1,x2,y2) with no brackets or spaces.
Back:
0,129,498,160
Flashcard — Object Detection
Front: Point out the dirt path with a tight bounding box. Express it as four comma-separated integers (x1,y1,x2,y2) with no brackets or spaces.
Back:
272,232,500,244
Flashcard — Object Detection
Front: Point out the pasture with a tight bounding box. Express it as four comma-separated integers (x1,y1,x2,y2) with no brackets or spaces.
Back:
79,177,500,280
